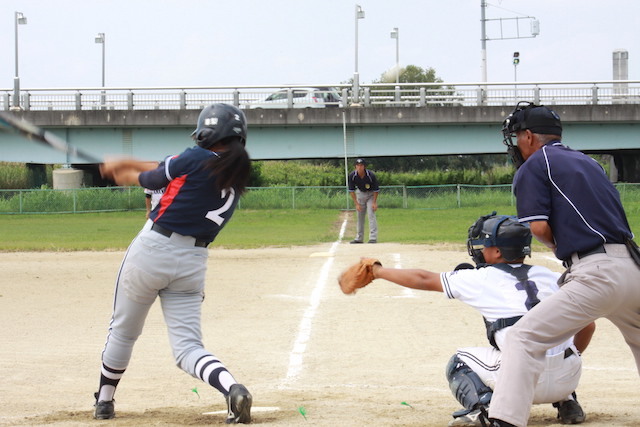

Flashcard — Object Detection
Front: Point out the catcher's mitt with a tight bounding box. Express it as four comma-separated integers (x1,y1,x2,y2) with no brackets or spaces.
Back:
338,258,382,295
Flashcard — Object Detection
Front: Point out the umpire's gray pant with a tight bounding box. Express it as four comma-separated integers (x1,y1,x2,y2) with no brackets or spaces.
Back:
355,190,378,241
490,243,640,426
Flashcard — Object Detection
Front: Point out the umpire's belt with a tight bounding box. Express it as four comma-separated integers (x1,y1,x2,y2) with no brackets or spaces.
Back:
151,222,209,248
564,245,606,268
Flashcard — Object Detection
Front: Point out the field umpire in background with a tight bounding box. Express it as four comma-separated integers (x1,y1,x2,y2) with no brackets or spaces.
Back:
488,102,640,427
348,158,379,244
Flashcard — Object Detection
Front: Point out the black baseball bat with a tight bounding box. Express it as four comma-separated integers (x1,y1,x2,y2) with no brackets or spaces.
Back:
0,111,102,163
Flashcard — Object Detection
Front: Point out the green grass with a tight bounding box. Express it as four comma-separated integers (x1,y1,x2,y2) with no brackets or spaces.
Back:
1,207,638,252
0,207,516,252
0,211,147,251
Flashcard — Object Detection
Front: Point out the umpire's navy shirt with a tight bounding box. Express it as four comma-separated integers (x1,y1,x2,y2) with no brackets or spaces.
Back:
513,141,632,261
348,170,380,192
139,146,239,244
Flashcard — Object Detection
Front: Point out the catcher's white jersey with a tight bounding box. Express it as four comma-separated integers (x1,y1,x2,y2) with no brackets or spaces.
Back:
441,264,573,355
441,264,557,319
440,264,580,403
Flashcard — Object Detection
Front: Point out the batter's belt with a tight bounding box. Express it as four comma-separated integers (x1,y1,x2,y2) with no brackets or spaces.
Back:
151,222,209,248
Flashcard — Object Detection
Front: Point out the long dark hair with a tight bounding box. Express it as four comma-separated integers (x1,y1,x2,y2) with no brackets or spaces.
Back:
205,136,251,195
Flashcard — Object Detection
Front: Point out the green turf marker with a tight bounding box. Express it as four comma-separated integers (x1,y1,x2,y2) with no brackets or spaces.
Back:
298,406,307,420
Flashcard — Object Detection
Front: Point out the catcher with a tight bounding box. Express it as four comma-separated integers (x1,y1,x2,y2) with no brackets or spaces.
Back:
338,212,596,427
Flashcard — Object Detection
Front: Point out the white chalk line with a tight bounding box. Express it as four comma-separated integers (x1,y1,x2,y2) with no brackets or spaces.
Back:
393,253,417,298
280,218,347,387
203,407,280,415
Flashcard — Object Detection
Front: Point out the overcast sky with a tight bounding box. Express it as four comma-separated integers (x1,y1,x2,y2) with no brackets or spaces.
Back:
1,0,638,89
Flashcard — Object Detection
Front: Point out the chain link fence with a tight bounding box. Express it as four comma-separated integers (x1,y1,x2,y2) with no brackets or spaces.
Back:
1,183,639,214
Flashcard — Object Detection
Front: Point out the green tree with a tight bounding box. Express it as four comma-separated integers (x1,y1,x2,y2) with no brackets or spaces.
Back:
375,64,442,85
371,64,459,106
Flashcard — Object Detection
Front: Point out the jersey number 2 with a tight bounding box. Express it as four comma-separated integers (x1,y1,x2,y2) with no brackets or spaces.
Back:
205,189,235,225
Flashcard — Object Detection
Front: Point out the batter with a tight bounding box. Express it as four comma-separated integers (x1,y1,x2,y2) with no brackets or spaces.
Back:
94,104,253,424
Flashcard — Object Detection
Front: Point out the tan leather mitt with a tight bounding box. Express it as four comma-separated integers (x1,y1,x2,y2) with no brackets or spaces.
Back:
338,258,382,295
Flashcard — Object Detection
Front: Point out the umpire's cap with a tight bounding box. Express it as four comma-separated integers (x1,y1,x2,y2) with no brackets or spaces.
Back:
505,102,562,136
355,158,367,166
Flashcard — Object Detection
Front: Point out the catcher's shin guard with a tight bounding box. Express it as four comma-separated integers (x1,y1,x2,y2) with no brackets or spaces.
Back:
445,354,493,410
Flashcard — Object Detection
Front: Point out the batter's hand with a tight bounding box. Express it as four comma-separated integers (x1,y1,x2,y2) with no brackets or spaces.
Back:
338,258,381,295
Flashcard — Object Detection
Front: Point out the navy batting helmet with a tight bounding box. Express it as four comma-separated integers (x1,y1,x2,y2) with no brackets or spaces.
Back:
467,211,532,265
192,103,248,149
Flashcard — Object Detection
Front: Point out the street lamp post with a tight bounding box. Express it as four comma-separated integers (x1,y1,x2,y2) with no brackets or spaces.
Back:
353,4,365,105
12,11,27,111
513,51,520,99
390,27,399,85
95,33,106,107
95,33,105,87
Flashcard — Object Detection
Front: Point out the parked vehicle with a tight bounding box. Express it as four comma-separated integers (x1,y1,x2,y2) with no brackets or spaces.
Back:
248,87,342,109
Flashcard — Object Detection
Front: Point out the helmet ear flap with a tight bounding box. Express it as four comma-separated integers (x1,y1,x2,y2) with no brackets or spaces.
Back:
196,129,214,148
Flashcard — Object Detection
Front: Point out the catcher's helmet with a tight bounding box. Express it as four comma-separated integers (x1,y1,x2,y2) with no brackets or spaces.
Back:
192,103,248,149
467,211,532,265
502,101,562,168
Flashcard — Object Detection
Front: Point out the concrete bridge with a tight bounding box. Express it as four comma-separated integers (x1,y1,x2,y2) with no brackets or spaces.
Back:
1,81,640,181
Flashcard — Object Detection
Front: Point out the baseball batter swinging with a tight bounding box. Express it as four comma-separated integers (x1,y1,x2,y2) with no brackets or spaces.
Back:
94,104,253,423
340,212,595,426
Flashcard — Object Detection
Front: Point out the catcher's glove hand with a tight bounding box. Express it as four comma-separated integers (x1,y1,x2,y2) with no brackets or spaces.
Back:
338,258,382,295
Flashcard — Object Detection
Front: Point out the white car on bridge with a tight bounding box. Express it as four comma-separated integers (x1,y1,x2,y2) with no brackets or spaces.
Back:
248,87,342,109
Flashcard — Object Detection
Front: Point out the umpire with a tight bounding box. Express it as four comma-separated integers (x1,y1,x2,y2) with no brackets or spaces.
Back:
348,158,379,244
488,102,640,427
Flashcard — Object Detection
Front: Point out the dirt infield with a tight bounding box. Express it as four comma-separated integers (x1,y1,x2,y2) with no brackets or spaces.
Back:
0,242,638,426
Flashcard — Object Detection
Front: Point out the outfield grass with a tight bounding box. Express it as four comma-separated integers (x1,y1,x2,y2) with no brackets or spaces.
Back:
0,207,516,251
1,207,637,252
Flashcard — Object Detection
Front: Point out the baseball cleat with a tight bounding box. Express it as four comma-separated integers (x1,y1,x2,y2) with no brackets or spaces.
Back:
350,239,363,244
368,239,377,243
448,407,486,427
555,398,586,424
93,392,115,419
225,383,252,424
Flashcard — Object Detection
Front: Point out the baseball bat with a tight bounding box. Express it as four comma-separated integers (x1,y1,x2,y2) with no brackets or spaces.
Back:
0,111,102,163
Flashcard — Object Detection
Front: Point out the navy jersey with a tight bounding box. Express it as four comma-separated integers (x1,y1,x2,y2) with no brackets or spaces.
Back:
513,141,632,260
139,146,239,243
348,170,379,192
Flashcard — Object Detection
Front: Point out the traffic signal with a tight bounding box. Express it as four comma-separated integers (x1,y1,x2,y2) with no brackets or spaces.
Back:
513,52,520,65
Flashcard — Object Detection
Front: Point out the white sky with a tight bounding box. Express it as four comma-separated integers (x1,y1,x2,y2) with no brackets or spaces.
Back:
1,0,638,89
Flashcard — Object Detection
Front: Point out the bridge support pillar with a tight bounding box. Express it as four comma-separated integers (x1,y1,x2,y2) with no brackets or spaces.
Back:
53,168,84,189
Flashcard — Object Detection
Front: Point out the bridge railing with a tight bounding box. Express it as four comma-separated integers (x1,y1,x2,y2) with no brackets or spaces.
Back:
2,81,639,112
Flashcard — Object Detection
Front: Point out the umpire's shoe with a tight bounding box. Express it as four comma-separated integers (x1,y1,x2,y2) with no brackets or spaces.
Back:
554,394,586,424
93,392,115,419
225,384,252,424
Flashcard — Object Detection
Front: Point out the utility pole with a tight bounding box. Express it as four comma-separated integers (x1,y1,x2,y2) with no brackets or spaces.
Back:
480,0,539,82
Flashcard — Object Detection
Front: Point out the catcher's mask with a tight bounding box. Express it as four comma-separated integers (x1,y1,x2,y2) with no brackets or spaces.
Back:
502,101,562,169
192,103,248,150
467,212,532,265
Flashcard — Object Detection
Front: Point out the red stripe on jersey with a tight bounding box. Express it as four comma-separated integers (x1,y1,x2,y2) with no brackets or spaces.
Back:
155,175,187,221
